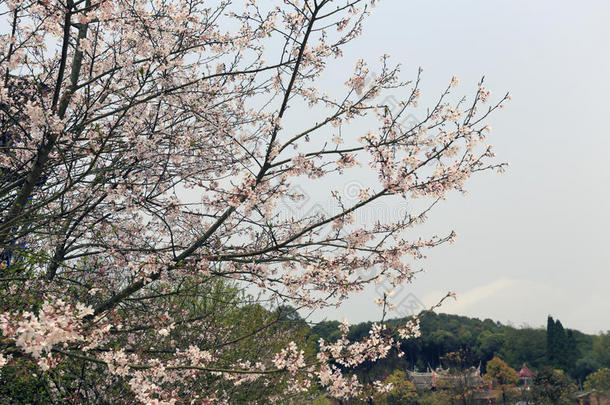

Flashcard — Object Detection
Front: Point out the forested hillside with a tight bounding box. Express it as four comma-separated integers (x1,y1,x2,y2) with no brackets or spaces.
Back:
311,312,610,384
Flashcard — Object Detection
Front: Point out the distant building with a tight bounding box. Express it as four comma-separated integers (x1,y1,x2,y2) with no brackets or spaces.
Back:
518,363,534,387
407,365,484,391
407,366,496,404
407,367,483,390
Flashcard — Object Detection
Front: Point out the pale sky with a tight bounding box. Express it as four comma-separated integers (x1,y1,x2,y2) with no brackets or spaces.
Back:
309,0,610,334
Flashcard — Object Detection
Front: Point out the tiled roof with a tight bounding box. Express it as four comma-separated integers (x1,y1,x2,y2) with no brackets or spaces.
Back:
407,367,483,390
519,364,534,378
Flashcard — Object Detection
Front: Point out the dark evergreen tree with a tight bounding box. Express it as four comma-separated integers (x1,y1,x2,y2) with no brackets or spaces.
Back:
547,316,558,365
565,329,579,374
546,316,579,373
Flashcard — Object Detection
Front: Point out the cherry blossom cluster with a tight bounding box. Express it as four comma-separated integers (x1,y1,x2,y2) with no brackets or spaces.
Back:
0,297,92,369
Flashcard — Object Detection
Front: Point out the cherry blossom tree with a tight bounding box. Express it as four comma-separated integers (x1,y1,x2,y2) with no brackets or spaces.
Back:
0,0,508,402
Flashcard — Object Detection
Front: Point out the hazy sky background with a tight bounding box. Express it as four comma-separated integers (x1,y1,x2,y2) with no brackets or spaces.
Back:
307,0,610,334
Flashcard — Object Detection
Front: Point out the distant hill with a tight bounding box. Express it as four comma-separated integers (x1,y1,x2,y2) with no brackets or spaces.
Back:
309,312,609,383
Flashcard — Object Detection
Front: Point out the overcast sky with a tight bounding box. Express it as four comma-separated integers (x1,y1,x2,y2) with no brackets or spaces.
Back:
308,0,610,334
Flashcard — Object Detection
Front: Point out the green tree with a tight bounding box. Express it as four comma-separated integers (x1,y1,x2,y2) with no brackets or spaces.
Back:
485,356,519,405
0,358,52,403
546,316,577,372
573,353,601,383
583,368,610,404
593,332,610,367
547,316,556,362
311,321,342,343
1,277,321,404
562,329,579,376
374,369,418,405
499,327,547,370
532,367,577,405
546,316,567,369
476,331,505,363
417,391,452,405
